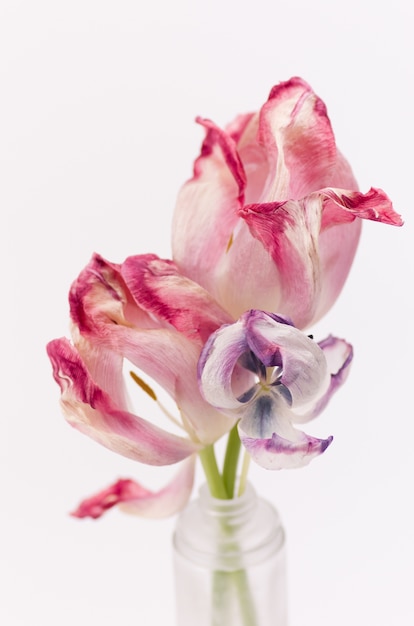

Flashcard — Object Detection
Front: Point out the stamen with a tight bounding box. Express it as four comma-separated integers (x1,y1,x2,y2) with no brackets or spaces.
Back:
129,371,185,431
130,371,157,400
226,232,234,252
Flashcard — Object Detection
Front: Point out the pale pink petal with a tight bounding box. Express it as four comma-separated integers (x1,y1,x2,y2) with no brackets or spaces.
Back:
71,456,196,519
258,77,358,202
47,338,199,465
172,118,244,300
239,199,322,328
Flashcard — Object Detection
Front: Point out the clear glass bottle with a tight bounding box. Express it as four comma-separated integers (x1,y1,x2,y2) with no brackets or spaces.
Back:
173,483,287,626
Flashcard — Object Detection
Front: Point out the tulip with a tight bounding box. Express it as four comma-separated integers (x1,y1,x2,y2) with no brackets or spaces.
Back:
172,76,402,329
47,253,234,517
198,310,353,469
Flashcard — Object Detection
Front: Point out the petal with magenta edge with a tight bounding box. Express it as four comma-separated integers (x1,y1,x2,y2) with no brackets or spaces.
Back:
71,456,196,520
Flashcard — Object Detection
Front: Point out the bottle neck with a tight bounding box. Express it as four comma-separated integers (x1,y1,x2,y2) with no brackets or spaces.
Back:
198,482,258,523
174,482,285,570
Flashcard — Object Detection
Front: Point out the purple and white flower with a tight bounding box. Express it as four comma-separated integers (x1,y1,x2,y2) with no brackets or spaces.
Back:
198,310,353,469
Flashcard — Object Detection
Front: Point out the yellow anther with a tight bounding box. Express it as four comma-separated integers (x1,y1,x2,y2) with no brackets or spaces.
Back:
226,232,234,253
129,371,157,401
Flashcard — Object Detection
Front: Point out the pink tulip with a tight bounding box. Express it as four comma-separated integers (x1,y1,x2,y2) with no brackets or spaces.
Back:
172,77,402,329
47,253,234,517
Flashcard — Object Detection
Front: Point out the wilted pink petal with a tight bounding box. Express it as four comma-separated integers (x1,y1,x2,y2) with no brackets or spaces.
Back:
47,338,200,465
72,457,196,520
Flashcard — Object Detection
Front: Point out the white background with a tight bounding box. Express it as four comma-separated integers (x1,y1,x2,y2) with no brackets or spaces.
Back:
2,1,413,625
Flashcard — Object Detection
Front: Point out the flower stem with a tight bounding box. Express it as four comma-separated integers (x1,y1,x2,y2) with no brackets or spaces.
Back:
222,423,242,498
238,451,251,496
199,445,229,499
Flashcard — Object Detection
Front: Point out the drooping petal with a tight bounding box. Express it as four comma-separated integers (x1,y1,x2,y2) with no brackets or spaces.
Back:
71,456,196,520
47,338,199,465
314,187,402,323
239,424,333,470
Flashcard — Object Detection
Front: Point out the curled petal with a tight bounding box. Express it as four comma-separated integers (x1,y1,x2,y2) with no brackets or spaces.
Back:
71,456,196,520
239,424,333,470
319,187,403,229
195,117,246,199
120,254,232,345
47,338,199,465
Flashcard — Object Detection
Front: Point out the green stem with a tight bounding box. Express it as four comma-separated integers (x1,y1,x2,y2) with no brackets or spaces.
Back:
222,423,242,498
199,445,229,499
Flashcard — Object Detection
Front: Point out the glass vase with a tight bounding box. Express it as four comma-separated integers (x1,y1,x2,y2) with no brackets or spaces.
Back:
173,482,287,626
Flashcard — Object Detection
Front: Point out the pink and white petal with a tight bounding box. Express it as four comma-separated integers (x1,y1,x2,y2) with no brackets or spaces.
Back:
319,187,403,229
71,456,196,520
47,338,199,465
293,336,353,424
71,479,153,519
245,311,330,408
121,255,232,346
119,455,195,518
239,199,322,329
198,318,254,411
239,424,333,470
172,119,244,298
311,186,402,324
211,220,286,320
90,323,233,444
230,112,271,206
69,254,159,335
258,77,339,202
